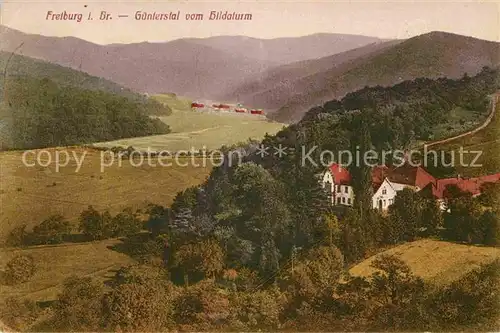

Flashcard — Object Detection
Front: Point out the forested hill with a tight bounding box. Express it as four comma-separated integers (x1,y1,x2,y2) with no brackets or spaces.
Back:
299,66,500,145
0,52,171,116
163,68,499,290
270,31,500,122
0,76,171,150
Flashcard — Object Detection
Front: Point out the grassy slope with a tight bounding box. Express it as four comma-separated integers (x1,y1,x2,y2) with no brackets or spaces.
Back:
0,147,212,240
229,40,402,110
0,52,136,98
430,101,500,177
151,93,192,112
94,94,285,151
349,239,500,286
0,239,135,302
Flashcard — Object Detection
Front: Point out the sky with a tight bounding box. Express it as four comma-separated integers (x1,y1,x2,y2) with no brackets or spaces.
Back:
0,0,499,44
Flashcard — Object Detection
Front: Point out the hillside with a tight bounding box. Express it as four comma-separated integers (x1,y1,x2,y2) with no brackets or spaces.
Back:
225,40,402,107
0,26,383,98
94,94,285,152
185,33,385,65
0,52,132,97
0,52,171,115
250,31,500,122
1,75,170,149
0,239,136,302
0,147,212,240
349,239,500,286
428,99,500,178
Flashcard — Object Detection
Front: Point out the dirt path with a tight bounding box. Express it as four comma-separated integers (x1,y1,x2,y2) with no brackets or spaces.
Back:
424,93,499,148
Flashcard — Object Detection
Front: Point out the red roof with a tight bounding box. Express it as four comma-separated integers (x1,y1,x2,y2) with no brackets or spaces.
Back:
328,163,435,190
329,163,352,185
250,109,264,115
327,163,500,200
372,165,389,185
386,164,436,190
432,173,500,199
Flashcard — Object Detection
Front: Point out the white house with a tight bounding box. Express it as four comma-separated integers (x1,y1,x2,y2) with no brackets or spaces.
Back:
321,164,354,206
371,178,407,210
321,163,436,211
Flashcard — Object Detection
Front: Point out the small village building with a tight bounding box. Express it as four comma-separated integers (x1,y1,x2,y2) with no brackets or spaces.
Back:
321,163,354,206
372,178,405,210
321,163,500,211
421,173,500,210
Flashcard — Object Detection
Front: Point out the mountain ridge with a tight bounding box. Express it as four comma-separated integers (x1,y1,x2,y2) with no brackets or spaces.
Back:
0,25,385,97
262,31,500,122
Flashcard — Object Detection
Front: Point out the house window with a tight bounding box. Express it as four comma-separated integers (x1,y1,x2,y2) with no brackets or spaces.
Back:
342,197,346,204
347,198,352,205
344,186,348,193
382,188,387,195
336,185,341,193
324,182,333,203
337,197,341,204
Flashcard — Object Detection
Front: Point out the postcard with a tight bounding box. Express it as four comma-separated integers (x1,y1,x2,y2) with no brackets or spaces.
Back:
0,1,499,331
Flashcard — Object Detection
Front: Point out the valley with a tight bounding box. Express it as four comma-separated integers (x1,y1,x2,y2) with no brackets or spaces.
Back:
94,94,285,152
0,18,499,332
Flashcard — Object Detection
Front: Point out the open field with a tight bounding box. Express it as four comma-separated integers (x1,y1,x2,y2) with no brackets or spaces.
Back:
430,101,500,177
0,147,212,240
151,93,192,113
0,239,135,302
94,94,285,152
349,239,500,286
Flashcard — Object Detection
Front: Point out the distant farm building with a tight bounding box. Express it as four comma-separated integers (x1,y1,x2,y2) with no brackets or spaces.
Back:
250,109,264,115
191,102,205,109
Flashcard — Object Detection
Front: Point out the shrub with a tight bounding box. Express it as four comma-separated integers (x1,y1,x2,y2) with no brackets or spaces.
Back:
51,276,104,331
6,224,28,247
32,215,72,245
103,281,174,331
4,254,36,285
173,280,231,331
105,208,142,237
229,287,285,331
78,206,111,241
2,297,41,331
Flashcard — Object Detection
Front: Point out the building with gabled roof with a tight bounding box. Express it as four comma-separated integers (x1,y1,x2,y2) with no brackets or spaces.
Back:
420,173,500,209
321,162,500,211
321,162,434,210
